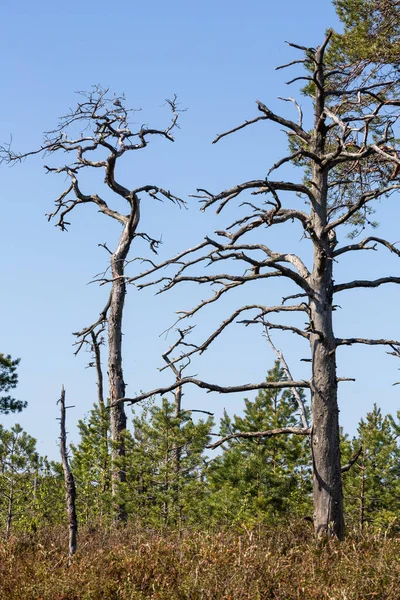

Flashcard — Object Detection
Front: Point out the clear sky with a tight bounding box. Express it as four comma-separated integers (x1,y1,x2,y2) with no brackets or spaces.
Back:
1,0,399,460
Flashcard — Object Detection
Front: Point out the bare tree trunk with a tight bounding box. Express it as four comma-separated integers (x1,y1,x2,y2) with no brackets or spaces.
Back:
108,223,135,522
309,278,344,538
59,386,78,557
173,382,182,490
171,384,184,527
309,61,344,537
91,329,105,410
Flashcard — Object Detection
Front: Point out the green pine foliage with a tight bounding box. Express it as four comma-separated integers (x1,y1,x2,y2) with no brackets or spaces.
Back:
206,361,312,527
70,397,214,528
0,354,26,414
3,366,400,540
332,0,400,64
342,404,400,532
0,424,41,535
127,398,214,527
29,459,65,529
71,404,112,524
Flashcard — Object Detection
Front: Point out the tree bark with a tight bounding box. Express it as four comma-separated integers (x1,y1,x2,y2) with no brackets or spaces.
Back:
309,266,344,538
108,219,136,521
59,386,78,557
172,382,182,526
90,329,109,497
309,46,344,539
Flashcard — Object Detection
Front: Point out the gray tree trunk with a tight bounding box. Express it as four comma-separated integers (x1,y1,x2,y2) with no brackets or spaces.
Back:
59,386,78,557
309,46,344,539
90,329,109,496
108,219,136,521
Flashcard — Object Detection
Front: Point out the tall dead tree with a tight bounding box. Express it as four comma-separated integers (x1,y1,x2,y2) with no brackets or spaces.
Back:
1,87,183,520
122,34,400,538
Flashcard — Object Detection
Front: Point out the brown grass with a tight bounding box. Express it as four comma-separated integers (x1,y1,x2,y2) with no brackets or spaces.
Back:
0,523,399,599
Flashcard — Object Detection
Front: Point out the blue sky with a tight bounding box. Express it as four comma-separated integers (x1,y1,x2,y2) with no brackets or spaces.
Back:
1,0,399,459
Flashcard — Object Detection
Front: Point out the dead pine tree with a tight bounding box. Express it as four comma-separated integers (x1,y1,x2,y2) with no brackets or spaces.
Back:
1,87,184,521
124,33,400,539
58,386,78,558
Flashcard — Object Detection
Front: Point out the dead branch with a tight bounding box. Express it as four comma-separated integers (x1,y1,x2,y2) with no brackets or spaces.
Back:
206,427,311,450
117,376,312,407
341,447,363,474
73,293,111,355
263,325,309,428
158,304,308,371
334,237,400,258
334,277,400,293
89,328,106,408
336,337,400,349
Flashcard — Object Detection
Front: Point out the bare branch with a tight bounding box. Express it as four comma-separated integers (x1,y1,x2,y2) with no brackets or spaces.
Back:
212,100,311,148
212,115,269,144
325,185,400,232
118,376,311,407
73,292,111,355
341,447,363,474
159,304,309,372
241,319,311,340
334,277,400,293
263,325,309,428
336,337,400,349
127,240,209,285
334,237,400,258
195,179,315,213
207,427,311,450
276,59,306,71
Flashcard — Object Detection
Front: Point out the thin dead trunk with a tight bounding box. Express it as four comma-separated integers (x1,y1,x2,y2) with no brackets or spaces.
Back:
173,381,182,486
6,484,13,539
91,329,105,410
359,454,366,531
172,384,184,527
59,386,78,557
90,329,109,496
163,444,170,525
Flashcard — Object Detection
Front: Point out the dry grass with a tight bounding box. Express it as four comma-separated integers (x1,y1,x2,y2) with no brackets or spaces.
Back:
0,523,399,599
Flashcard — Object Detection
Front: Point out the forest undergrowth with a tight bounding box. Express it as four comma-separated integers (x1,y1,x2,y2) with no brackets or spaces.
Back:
1,522,399,600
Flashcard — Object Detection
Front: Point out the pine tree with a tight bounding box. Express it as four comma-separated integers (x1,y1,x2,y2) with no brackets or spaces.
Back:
128,398,214,528
0,354,26,415
342,405,400,532
71,404,111,525
207,362,312,527
331,0,400,64
29,459,65,530
0,424,39,535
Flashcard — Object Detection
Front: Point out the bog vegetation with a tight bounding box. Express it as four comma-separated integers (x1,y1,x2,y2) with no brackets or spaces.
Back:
1,0,400,596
